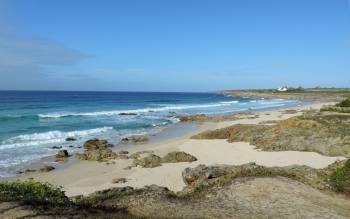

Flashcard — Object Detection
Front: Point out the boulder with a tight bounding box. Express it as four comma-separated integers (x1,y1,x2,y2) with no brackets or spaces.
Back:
161,151,197,163
133,154,162,168
76,139,120,162
83,139,110,150
121,135,149,144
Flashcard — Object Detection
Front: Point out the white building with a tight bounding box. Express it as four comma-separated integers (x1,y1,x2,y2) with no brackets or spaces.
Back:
277,86,288,92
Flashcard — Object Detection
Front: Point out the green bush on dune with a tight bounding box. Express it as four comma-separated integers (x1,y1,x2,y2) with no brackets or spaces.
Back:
336,98,350,107
0,179,70,206
329,159,350,193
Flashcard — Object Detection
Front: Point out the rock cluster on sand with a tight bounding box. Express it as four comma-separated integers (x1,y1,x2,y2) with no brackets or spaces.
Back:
121,135,149,144
75,139,129,162
76,139,115,161
132,151,197,168
16,165,55,174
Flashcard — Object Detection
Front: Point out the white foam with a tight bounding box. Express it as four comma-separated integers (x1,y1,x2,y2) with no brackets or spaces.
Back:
38,102,240,118
0,127,113,150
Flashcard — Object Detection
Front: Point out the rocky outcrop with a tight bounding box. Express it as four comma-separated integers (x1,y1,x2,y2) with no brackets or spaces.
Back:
161,151,197,163
76,148,117,162
131,151,197,168
133,154,162,168
121,135,149,144
76,139,119,162
55,150,69,161
83,139,111,150
192,112,350,157
182,164,228,186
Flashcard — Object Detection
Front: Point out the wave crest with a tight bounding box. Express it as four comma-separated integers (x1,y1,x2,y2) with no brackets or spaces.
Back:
38,102,241,118
0,127,113,149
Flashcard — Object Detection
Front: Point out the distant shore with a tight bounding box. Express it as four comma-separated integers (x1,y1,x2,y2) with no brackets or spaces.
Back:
221,88,350,101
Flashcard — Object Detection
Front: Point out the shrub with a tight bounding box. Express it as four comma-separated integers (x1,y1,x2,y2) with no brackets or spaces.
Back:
0,179,70,206
336,98,350,107
329,159,350,193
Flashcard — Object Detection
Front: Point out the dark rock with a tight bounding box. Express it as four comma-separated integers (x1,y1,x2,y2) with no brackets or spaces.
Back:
65,137,77,141
133,154,162,168
119,113,137,116
52,146,62,149
161,151,197,163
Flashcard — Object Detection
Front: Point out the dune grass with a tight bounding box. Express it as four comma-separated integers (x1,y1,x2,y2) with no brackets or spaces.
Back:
0,179,70,206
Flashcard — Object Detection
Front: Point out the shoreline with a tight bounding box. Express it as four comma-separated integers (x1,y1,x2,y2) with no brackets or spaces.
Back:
0,97,304,179
15,100,346,197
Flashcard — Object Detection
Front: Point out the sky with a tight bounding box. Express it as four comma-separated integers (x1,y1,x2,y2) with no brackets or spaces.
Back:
0,0,349,92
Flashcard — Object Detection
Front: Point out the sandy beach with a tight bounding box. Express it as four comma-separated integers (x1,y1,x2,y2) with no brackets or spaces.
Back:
19,101,346,197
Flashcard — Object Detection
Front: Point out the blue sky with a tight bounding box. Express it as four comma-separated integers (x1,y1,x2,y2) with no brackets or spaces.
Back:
0,0,349,91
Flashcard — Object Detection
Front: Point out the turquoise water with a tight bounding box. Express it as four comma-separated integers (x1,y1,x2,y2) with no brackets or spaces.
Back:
0,91,301,177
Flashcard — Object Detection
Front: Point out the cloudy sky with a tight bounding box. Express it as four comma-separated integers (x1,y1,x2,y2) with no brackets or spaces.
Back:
0,0,349,91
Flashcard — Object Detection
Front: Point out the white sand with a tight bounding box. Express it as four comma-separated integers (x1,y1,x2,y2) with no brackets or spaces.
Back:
22,102,346,197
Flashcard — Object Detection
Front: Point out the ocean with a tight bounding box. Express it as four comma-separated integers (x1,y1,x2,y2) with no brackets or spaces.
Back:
0,91,301,177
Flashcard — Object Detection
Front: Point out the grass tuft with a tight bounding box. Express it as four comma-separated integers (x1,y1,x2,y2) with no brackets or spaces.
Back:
329,159,350,193
335,98,350,107
0,179,70,206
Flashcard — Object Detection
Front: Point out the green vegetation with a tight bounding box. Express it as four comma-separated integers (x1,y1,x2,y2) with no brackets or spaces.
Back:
329,159,350,193
283,86,305,93
0,179,70,206
336,98,350,107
